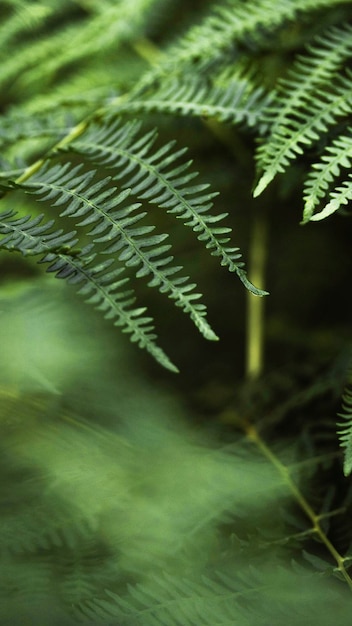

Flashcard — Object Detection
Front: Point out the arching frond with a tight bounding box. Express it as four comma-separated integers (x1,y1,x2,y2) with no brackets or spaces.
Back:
65,118,267,296
136,0,352,89
21,162,219,341
109,74,271,128
337,374,352,477
82,570,252,625
0,0,163,97
0,109,73,154
303,129,352,222
0,208,78,255
81,562,345,626
0,209,177,372
254,25,352,197
308,175,352,222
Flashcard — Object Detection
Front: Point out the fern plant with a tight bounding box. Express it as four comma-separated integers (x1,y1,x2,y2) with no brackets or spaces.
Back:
2,0,350,370
0,0,274,372
254,22,352,224
2,0,352,625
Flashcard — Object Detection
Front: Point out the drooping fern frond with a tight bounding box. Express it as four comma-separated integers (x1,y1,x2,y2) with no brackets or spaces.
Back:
337,370,352,477
65,118,267,296
313,174,352,221
0,0,166,105
82,570,252,625
20,162,219,342
135,0,352,89
0,104,266,368
81,562,349,626
303,129,352,222
0,209,177,372
109,73,271,129
0,208,78,255
0,109,75,157
254,24,352,199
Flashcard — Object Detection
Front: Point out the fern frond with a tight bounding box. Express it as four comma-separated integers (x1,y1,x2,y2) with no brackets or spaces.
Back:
136,0,352,89
0,208,78,255
0,3,74,93
110,74,271,128
21,162,219,341
0,3,51,52
22,1,150,79
0,110,72,154
0,0,159,97
303,129,352,222
337,375,352,477
82,563,346,626
308,175,352,222
254,25,352,197
82,570,252,625
66,118,267,296
0,209,176,372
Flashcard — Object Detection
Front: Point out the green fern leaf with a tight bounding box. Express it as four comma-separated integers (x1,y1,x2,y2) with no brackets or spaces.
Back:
21,162,219,341
83,570,252,625
0,209,177,372
81,563,342,626
65,118,267,296
0,0,160,95
254,25,352,198
303,129,352,222
136,0,352,91
337,377,352,477
309,175,352,222
109,74,271,128
0,109,72,155
0,209,78,255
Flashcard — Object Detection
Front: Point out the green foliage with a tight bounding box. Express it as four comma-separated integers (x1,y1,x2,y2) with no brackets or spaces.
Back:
254,23,352,223
2,0,351,367
338,367,352,476
1,283,352,625
2,0,352,624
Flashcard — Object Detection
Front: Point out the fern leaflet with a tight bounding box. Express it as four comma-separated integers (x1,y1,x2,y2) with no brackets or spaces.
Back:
0,209,177,372
21,162,219,341
65,118,267,296
308,175,352,222
81,570,253,625
109,74,271,128
254,25,352,198
303,129,352,222
337,371,352,477
135,0,352,91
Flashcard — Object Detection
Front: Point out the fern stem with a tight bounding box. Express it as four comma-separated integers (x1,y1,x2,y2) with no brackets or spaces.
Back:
15,121,90,185
244,421,352,591
245,208,267,379
9,37,164,189
132,37,163,66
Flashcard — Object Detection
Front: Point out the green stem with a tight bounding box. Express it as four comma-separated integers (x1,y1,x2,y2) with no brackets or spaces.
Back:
245,208,267,379
244,421,352,591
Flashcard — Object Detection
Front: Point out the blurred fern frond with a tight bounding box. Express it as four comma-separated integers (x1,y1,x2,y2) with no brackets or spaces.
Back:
337,370,352,477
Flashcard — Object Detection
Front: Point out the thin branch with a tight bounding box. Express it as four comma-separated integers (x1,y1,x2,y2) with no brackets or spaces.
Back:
243,420,352,591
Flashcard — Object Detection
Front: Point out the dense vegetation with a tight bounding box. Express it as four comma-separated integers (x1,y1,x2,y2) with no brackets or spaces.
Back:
1,1,352,624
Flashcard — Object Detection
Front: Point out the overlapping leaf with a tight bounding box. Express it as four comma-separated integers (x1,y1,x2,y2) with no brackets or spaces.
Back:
21,162,219,342
66,118,267,296
254,25,352,202
109,74,271,128
0,209,176,371
337,373,352,477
